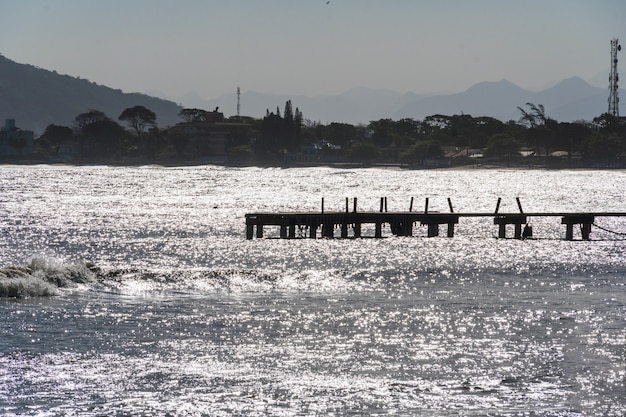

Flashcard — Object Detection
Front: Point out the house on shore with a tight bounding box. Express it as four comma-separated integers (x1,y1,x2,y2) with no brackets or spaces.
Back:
285,141,343,164
167,109,252,162
0,119,35,159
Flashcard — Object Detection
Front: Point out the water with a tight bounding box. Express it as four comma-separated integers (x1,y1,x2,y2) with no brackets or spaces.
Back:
1,165,625,416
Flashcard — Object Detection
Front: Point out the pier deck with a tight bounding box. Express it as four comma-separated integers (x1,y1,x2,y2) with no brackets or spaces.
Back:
245,198,626,241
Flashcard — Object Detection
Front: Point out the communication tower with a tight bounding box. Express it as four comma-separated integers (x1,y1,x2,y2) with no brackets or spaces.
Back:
237,86,241,118
608,38,621,116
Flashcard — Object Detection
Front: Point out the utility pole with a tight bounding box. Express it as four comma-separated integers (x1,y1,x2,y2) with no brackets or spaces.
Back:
237,86,241,118
608,38,621,117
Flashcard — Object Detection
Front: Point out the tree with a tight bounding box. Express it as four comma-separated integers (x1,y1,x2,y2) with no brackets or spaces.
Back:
581,133,624,166
517,103,557,161
401,140,443,164
517,103,548,128
592,113,623,134
284,100,294,125
74,109,109,130
119,105,157,140
485,134,520,165
143,127,167,159
319,122,357,148
256,112,283,159
178,108,208,123
556,122,593,166
368,119,397,147
38,124,74,154
294,107,303,146
349,142,380,163
81,119,127,158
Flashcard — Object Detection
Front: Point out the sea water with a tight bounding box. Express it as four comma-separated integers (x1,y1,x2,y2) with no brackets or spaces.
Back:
0,165,624,416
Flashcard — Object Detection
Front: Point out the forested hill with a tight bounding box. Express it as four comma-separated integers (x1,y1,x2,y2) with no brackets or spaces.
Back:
0,55,182,134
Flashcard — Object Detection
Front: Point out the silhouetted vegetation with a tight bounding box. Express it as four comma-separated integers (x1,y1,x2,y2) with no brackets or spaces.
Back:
119,105,156,141
2,54,623,167
1,98,623,168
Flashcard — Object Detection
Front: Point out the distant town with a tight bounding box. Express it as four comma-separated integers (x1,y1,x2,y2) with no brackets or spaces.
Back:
0,100,624,168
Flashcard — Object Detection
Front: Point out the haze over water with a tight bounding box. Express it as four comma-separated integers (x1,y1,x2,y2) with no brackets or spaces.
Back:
1,165,625,416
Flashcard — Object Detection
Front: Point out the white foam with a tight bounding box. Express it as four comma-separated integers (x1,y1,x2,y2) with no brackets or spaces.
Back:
0,256,97,298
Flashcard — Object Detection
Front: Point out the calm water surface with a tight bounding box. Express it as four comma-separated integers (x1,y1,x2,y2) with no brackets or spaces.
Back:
1,165,625,416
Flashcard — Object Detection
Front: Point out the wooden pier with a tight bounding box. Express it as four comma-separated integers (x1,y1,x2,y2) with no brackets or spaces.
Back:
245,198,626,241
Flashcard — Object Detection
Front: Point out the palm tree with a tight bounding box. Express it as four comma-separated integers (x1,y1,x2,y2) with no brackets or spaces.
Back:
517,103,556,163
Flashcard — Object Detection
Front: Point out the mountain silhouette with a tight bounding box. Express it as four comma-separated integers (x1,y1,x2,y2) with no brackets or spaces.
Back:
393,77,617,122
183,78,618,125
1,54,621,132
0,55,182,134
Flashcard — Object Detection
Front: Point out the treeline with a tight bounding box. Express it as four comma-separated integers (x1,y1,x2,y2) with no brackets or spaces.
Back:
30,101,626,167
254,100,304,158
36,106,163,160
256,102,626,167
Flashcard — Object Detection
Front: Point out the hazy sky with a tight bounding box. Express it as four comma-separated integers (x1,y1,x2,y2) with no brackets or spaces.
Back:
1,0,625,103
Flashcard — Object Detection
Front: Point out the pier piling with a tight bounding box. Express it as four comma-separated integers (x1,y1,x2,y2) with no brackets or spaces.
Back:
562,214,595,240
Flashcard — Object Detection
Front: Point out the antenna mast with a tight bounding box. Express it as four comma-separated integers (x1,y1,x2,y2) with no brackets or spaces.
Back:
237,86,241,118
608,38,621,117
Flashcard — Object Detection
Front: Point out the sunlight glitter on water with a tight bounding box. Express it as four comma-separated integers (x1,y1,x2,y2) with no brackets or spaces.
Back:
1,166,625,416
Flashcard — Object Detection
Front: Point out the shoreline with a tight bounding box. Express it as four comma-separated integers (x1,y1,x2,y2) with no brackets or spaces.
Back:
1,159,625,171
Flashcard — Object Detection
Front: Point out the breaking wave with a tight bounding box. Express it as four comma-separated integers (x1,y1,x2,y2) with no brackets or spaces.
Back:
96,266,356,296
0,257,98,298
0,258,355,298
3,254,623,299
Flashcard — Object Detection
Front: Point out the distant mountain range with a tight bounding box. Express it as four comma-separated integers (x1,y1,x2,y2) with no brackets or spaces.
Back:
180,77,622,125
0,54,622,134
0,55,182,134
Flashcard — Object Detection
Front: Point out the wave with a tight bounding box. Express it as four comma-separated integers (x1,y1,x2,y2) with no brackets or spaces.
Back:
0,257,98,298
3,256,624,299
97,267,355,296
0,258,355,298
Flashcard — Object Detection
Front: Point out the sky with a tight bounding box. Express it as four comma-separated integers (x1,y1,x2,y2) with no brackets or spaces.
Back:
1,0,625,106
